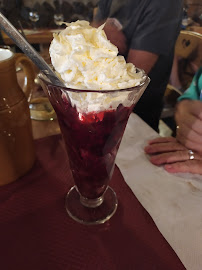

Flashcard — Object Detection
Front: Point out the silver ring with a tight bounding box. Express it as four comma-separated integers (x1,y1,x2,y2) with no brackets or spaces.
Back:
188,149,194,160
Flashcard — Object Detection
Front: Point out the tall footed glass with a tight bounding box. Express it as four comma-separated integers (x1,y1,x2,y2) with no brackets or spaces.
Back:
38,69,150,225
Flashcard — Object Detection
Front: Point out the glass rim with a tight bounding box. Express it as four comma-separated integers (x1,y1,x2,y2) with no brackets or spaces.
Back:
38,68,150,94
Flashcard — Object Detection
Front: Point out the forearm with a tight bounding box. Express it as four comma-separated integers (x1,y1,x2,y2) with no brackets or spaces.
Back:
91,20,105,28
127,49,159,74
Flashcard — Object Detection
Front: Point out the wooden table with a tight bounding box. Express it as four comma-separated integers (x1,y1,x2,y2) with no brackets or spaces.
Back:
1,29,56,45
1,28,60,55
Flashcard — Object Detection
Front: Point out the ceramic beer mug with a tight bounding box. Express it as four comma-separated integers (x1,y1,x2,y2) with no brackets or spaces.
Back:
0,48,35,185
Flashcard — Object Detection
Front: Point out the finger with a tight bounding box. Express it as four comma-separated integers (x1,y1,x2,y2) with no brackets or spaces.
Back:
187,101,202,120
144,141,186,154
149,150,189,165
176,112,198,131
176,104,202,135
177,133,202,154
190,118,202,135
176,100,202,121
177,121,202,145
164,160,202,174
147,136,176,145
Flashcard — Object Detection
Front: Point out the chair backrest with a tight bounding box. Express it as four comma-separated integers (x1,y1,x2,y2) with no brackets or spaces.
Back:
161,30,202,121
175,30,202,59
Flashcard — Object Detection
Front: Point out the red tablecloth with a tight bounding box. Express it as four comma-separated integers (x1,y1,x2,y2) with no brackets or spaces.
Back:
0,135,185,270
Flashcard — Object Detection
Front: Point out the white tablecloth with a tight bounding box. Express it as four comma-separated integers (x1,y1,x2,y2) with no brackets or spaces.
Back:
117,113,202,270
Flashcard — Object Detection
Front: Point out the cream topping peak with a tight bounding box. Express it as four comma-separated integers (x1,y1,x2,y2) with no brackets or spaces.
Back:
49,20,142,90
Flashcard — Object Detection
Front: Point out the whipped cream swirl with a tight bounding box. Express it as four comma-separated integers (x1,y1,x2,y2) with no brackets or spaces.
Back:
49,20,142,90
49,20,146,113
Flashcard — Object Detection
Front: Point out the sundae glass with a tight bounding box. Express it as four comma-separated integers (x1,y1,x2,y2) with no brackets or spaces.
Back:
39,72,149,224
38,21,150,224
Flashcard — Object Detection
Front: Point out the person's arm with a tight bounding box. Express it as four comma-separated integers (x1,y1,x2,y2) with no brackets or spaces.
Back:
103,23,127,56
128,0,183,72
127,49,158,75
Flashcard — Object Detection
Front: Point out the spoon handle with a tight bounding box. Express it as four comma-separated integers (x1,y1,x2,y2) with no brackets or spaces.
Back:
0,12,64,87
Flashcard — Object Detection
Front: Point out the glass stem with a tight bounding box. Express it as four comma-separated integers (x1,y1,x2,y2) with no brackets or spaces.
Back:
80,194,104,208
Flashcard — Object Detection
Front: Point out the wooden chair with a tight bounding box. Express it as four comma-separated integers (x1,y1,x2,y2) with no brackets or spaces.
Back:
175,30,202,59
175,30,202,88
161,30,202,122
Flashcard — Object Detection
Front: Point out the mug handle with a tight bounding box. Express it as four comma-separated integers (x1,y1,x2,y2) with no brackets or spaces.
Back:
14,53,36,101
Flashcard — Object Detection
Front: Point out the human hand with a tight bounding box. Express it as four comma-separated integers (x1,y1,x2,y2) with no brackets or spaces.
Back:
103,23,127,55
175,100,202,153
144,136,202,174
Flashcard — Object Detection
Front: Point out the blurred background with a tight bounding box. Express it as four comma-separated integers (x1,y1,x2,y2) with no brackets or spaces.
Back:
0,0,201,136
0,0,98,29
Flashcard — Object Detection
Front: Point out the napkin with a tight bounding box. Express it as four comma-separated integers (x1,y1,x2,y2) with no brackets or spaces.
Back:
117,113,202,270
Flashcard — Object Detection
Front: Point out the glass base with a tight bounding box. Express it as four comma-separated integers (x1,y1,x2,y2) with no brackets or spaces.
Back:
65,186,118,225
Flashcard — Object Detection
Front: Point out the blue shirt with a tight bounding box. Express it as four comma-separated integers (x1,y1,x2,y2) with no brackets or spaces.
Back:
95,0,183,56
178,67,202,101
